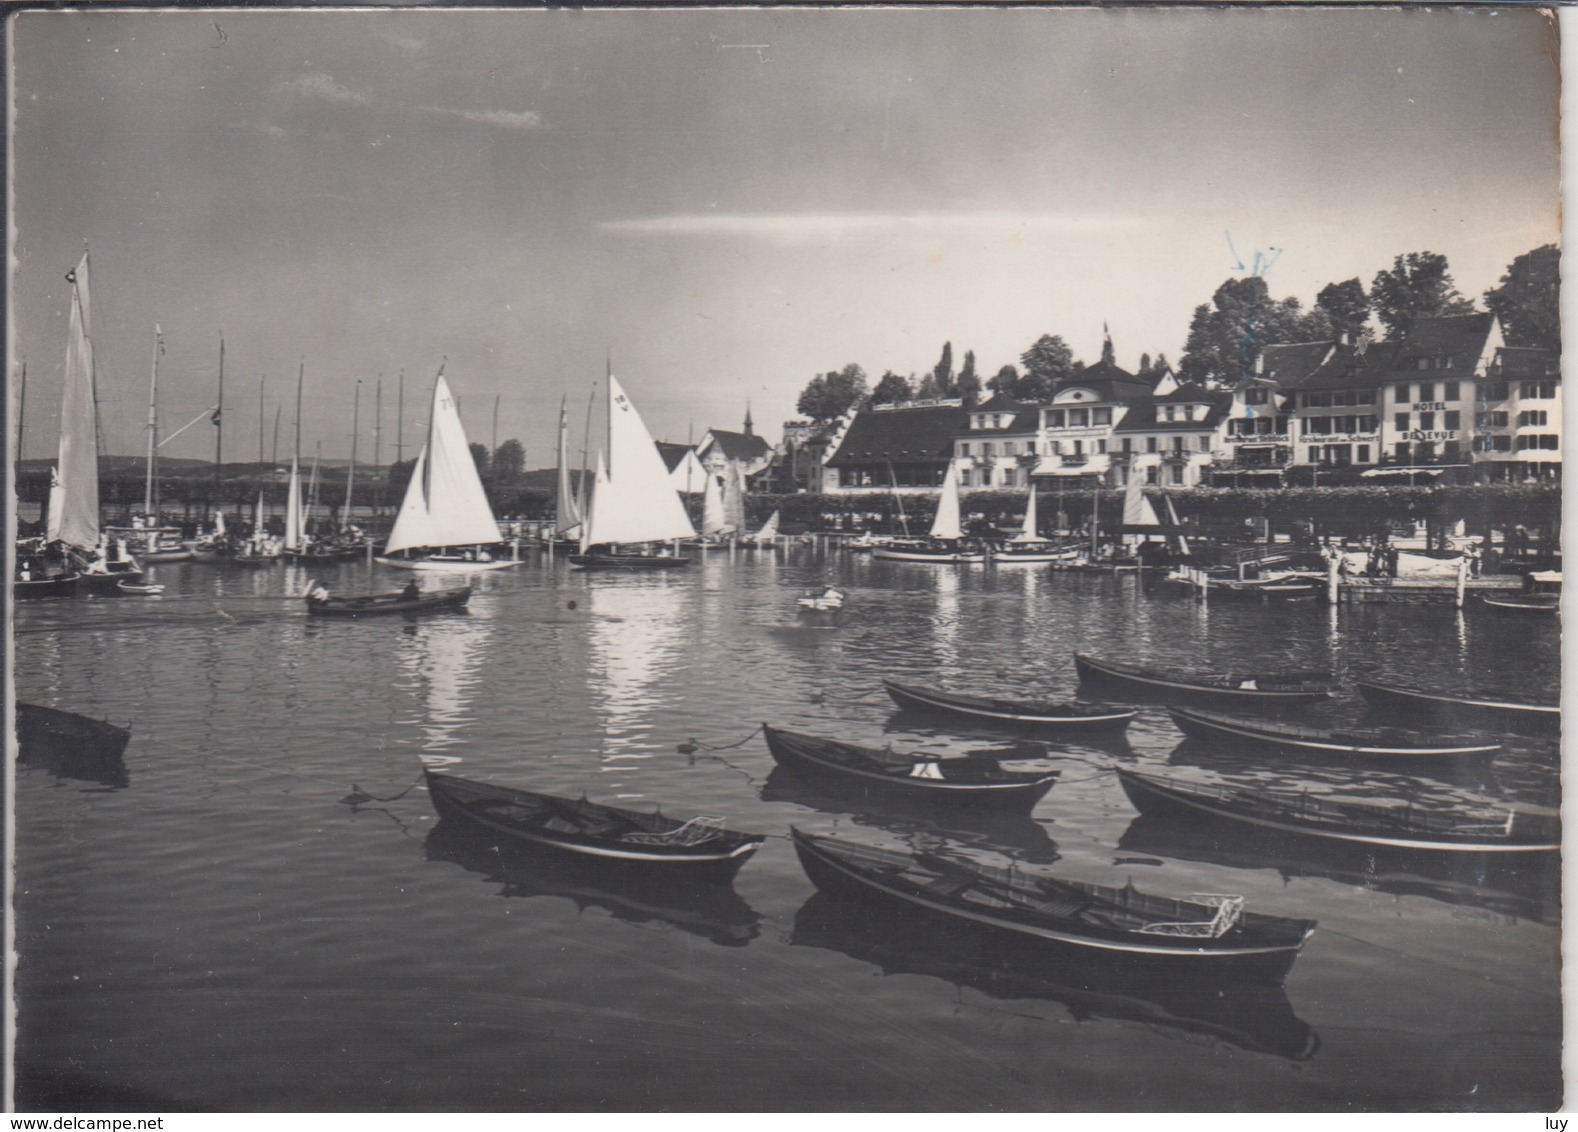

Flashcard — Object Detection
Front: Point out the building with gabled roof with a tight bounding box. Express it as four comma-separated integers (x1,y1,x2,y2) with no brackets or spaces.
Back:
954,393,1042,489
823,398,969,491
697,412,774,493
1112,384,1232,487
1028,362,1152,484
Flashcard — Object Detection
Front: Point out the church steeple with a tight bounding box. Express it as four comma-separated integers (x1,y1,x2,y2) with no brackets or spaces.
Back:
743,402,754,436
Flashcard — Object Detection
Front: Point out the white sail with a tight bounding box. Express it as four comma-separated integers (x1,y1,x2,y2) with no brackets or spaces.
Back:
1010,484,1041,543
554,400,581,537
1164,494,1190,557
384,374,502,555
1122,473,1161,528
49,253,100,550
723,464,747,533
579,451,609,553
700,470,727,535
581,374,696,546
752,509,781,541
285,458,304,550
930,459,963,540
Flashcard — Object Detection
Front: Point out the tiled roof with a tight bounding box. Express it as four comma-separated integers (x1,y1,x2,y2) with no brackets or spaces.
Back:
1114,390,1231,433
1051,370,1153,405
1260,341,1336,388
1490,346,1559,377
825,403,970,466
1297,341,1401,392
1394,312,1496,361
703,428,772,462
968,395,1041,433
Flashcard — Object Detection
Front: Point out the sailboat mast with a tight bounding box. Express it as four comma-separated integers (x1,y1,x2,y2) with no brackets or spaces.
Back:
272,406,281,466
374,377,383,513
145,324,162,517
577,381,596,522
310,443,321,511
259,375,265,465
491,393,500,456
214,333,224,512
396,368,405,466
294,359,304,466
13,359,25,467
347,379,360,525
888,460,909,538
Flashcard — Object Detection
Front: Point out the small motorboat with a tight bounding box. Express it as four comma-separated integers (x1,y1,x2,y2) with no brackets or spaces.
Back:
568,548,690,570
1354,680,1559,738
1116,769,1561,854
305,584,471,617
423,770,764,871
761,724,1060,807
1074,653,1335,707
872,540,988,564
882,679,1138,732
791,828,1317,974
1168,706,1501,758
376,551,519,572
116,580,166,596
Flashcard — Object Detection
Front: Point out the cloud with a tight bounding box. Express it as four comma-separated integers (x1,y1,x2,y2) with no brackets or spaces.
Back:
418,105,545,131
598,212,1147,241
277,72,371,106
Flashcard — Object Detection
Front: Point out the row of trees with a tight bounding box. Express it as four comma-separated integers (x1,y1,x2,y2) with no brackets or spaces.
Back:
794,244,1559,421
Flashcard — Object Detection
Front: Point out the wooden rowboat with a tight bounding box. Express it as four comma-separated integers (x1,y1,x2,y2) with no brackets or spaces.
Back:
14,572,79,598
1116,768,1560,854
17,703,132,762
762,724,1060,806
792,828,1316,973
882,679,1138,732
1074,653,1334,707
423,770,764,870
305,586,471,617
1354,680,1559,737
1480,593,1559,613
1168,706,1501,758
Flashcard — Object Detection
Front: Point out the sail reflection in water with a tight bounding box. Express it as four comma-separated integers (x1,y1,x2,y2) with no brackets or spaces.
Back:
396,614,492,753
790,891,1317,1062
423,820,761,948
585,580,690,765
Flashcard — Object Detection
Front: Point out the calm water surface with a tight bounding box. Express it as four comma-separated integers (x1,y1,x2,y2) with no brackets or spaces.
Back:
13,547,1561,1111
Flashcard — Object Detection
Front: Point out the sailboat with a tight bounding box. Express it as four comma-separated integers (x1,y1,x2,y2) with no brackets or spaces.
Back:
550,397,582,548
993,483,1082,563
570,374,696,569
114,323,191,562
376,370,516,571
686,467,734,549
873,458,985,563
739,508,781,549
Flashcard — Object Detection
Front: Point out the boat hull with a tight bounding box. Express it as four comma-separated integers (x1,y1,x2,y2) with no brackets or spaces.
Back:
872,547,987,563
1117,769,1560,854
1074,653,1334,707
14,574,79,598
1480,595,1559,613
792,830,1314,972
1168,706,1501,758
762,725,1059,807
882,679,1137,732
1355,680,1559,738
140,549,194,563
424,771,763,871
307,587,471,618
17,703,132,762
375,556,518,572
568,553,690,570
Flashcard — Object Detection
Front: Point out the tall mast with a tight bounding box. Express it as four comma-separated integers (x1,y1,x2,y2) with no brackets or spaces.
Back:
294,358,304,466
396,368,405,466
258,375,265,465
374,377,383,512
346,379,360,525
310,442,321,512
13,359,25,467
577,380,596,523
271,406,281,466
144,324,163,516
213,332,224,509
491,393,500,456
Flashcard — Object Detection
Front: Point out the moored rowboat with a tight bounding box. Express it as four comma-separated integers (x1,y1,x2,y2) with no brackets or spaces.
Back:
1074,653,1334,707
1168,706,1501,758
762,724,1059,806
1116,768,1560,854
882,679,1137,732
17,703,132,762
423,770,764,870
791,828,1316,972
1354,680,1559,737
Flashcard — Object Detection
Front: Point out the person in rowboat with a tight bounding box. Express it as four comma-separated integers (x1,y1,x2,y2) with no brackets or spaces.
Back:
402,579,421,600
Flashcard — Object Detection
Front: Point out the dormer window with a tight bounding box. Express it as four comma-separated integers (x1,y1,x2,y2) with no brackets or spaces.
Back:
1164,407,1175,422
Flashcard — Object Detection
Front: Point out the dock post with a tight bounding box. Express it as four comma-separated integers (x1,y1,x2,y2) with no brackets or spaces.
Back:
1455,554,1467,608
1327,554,1340,605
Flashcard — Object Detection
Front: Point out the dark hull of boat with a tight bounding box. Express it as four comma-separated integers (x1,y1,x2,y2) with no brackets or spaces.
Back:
1168,707,1501,758
423,770,763,871
882,679,1137,732
1074,653,1334,707
14,574,79,598
17,703,132,763
228,555,278,568
140,549,194,563
1480,595,1559,613
307,587,471,617
568,553,691,570
1355,681,1559,738
1116,769,1560,854
792,830,1314,973
762,725,1058,807
871,547,987,563
75,568,145,590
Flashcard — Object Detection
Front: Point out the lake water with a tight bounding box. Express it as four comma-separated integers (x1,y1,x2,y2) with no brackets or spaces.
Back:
12,546,1562,1111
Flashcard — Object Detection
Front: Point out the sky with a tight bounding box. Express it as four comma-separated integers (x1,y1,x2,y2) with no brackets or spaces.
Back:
8,6,1562,468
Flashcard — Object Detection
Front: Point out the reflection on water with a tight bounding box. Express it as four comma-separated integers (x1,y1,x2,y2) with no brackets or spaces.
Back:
585,577,690,769
395,613,492,752
790,890,1318,1063
422,820,762,947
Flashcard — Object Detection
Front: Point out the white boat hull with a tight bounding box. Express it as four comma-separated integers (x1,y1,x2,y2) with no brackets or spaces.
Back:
375,556,519,572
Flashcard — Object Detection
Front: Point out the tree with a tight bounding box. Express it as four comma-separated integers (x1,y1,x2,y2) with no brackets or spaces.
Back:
491,438,526,482
988,364,1020,398
1484,244,1560,353
1137,352,1151,375
955,350,981,407
931,341,955,396
1370,252,1474,337
1315,278,1370,343
913,371,943,400
469,442,490,478
796,363,869,421
1177,277,1323,387
1019,335,1076,401
870,370,912,405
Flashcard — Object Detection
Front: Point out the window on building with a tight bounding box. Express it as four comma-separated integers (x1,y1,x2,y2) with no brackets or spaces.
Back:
1444,441,1460,460
1027,441,1036,454
1541,434,1559,450
1002,468,1015,486
1417,359,1429,371
1521,381,1559,399
1068,408,1090,427
1170,464,1184,485
959,469,971,487
1146,466,1159,485
1444,410,1460,431
1493,435,1512,452
1394,412,1409,432
1163,406,1175,422
1307,392,1331,408
1246,389,1270,405
1357,390,1376,405
1419,411,1435,431
1395,383,1410,402
1047,410,1065,428
1360,415,1378,433
1121,437,1132,454
1097,439,1108,454
1199,436,1211,452
1050,440,1061,455
1480,381,1509,401
1072,440,1084,456
1418,382,1434,401
1477,410,1509,428
1307,445,1321,464
1003,441,1016,456
1356,445,1370,463
1445,381,1460,401
1519,410,1549,427
1093,407,1112,425
959,442,971,457
1146,437,1158,453
982,442,994,458
1395,442,1411,460
1303,418,1325,435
